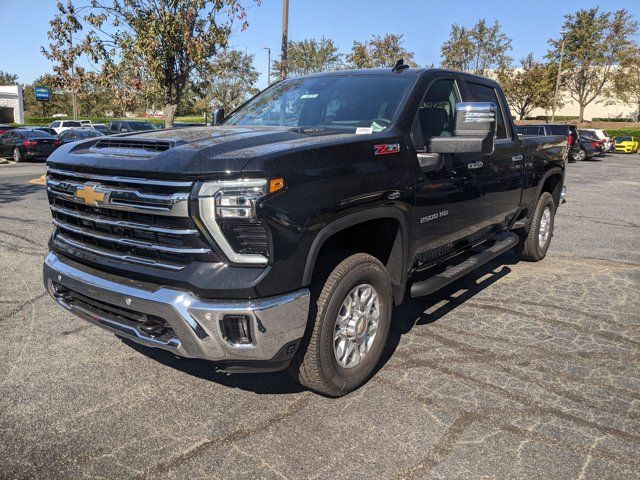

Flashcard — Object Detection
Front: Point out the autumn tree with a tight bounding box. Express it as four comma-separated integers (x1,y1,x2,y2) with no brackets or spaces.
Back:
441,19,512,75
45,0,257,127
193,49,259,114
0,71,19,85
347,34,417,68
272,37,343,79
499,54,556,119
547,8,638,121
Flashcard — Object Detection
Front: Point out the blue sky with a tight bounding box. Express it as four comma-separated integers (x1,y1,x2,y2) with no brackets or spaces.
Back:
1,0,638,89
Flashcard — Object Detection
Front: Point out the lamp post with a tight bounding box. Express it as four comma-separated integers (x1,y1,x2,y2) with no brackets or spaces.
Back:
280,0,289,80
551,31,567,123
263,47,271,86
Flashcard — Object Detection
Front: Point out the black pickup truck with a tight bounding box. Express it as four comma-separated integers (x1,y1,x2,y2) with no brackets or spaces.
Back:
43,67,567,396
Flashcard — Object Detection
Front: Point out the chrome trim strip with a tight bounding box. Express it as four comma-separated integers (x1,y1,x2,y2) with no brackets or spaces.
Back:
50,204,199,235
53,219,212,254
55,234,186,270
47,180,190,216
47,168,193,188
44,252,310,362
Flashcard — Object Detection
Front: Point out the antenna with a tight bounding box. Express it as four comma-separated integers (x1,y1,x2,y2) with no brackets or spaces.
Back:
392,59,409,72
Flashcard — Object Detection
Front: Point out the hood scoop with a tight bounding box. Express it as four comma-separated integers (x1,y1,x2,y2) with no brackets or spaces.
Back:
91,138,176,157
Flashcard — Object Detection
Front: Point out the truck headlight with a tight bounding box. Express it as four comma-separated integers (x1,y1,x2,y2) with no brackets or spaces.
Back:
197,179,269,265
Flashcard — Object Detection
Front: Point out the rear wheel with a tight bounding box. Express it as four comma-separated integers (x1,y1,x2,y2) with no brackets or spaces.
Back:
573,148,587,162
289,253,392,397
13,148,23,163
516,192,556,262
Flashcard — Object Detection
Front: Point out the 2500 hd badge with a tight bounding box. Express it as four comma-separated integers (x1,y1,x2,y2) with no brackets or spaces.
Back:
420,210,449,223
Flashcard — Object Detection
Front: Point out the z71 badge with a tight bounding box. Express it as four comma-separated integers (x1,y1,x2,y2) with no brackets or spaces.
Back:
374,143,400,156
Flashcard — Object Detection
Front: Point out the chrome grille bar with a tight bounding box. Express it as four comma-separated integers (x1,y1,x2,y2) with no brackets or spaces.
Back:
47,168,192,187
54,234,186,271
50,204,198,236
53,219,211,254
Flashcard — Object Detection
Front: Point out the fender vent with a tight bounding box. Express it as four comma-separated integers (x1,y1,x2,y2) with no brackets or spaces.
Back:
93,138,174,153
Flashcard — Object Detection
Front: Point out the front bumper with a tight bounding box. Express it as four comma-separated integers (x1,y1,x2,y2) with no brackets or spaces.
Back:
44,252,310,371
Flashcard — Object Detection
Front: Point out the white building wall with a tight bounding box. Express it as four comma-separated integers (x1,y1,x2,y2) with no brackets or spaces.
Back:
0,85,25,124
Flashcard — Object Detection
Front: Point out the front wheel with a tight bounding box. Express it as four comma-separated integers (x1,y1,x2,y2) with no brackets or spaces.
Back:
516,192,556,261
13,148,23,163
289,253,392,397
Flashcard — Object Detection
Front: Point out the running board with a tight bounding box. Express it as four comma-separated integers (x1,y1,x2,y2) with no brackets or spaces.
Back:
410,232,519,298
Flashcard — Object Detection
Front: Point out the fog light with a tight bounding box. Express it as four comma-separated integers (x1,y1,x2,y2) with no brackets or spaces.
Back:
221,314,252,345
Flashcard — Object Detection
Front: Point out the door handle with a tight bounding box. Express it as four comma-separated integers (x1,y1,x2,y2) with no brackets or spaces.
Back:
511,154,524,162
467,161,483,170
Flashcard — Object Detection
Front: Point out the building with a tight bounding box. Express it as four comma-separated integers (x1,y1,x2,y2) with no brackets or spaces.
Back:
0,85,25,124
526,95,632,121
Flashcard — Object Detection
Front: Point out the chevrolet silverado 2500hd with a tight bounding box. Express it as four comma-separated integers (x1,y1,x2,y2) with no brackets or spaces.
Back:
43,66,567,396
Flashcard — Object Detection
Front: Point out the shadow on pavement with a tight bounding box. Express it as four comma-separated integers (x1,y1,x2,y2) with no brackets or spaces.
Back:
124,250,519,396
0,182,42,205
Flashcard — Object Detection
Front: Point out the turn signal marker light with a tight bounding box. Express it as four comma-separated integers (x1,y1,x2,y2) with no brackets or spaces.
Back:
269,177,285,193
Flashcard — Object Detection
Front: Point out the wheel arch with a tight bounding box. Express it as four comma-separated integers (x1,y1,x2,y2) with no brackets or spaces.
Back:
302,207,409,304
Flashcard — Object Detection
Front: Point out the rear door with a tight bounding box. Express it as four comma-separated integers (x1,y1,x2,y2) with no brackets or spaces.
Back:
461,80,522,230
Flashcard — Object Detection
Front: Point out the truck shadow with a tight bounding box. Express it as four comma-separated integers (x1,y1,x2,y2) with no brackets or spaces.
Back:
124,251,518,396
0,182,43,205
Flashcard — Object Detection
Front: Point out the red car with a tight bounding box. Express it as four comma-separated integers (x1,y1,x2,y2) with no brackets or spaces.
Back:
0,124,16,135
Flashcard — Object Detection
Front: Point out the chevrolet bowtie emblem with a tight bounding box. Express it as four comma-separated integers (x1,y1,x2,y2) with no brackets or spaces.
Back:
75,184,108,206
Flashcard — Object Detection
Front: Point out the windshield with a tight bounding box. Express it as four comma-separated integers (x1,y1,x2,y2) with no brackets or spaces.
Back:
127,122,154,131
225,74,416,133
614,136,632,142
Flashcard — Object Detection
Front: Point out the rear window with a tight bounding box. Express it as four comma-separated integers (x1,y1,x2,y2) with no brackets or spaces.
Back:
516,125,543,135
547,125,569,135
62,121,81,127
127,122,154,131
21,130,55,138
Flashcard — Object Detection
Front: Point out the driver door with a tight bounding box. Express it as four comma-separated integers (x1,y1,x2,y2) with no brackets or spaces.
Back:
411,77,488,266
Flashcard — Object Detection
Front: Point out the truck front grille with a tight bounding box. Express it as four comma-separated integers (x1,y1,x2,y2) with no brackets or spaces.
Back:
47,168,216,270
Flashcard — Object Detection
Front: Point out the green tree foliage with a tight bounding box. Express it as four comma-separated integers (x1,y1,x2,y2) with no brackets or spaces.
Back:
347,34,417,68
0,71,19,85
609,54,640,120
194,49,260,114
441,19,512,75
547,8,638,121
499,54,557,119
46,0,257,127
272,37,343,79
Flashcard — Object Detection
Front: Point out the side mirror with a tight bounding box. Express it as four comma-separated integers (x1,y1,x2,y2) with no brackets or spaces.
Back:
429,102,496,155
211,108,225,126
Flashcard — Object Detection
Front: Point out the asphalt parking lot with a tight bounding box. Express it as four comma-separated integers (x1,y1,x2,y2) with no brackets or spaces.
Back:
0,154,638,479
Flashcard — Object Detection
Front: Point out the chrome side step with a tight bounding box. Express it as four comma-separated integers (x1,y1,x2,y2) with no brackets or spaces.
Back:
410,232,519,298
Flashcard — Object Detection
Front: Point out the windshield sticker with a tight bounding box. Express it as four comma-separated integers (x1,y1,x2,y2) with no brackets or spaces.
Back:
355,127,373,135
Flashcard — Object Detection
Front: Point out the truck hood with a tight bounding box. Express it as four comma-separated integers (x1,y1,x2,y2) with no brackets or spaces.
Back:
46,125,360,180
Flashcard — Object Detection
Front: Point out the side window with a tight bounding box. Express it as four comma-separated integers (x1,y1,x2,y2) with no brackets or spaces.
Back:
110,122,120,131
464,82,508,139
413,79,460,147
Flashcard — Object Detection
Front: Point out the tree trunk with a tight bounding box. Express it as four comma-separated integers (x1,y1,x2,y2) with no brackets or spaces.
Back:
578,103,585,122
164,104,177,128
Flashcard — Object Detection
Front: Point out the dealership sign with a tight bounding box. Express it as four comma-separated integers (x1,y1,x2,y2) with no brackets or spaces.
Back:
34,86,51,101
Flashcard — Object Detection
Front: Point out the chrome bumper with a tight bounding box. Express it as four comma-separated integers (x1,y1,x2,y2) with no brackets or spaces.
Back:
43,252,310,365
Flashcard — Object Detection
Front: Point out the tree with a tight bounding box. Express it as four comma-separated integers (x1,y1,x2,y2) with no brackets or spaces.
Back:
42,1,94,119
45,0,257,127
547,8,638,121
609,54,640,120
193,49,259,114
499,54,557,119
272,37,343,79
0,71,19,85
347,34,417,68
441,19,512,75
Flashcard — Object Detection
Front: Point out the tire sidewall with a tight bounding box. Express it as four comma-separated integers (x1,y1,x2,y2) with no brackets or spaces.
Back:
532,193,555,258
13,148,22,162
315,259,392,393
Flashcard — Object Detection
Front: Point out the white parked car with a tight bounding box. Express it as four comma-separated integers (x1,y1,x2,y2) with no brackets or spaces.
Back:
79,120,92,126
48,120,83,135
581,129,612,151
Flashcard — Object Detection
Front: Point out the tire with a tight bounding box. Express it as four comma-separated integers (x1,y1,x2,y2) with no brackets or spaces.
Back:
573,148,587,162
516,192,556,262
288,253,392,397
13,148,23,163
